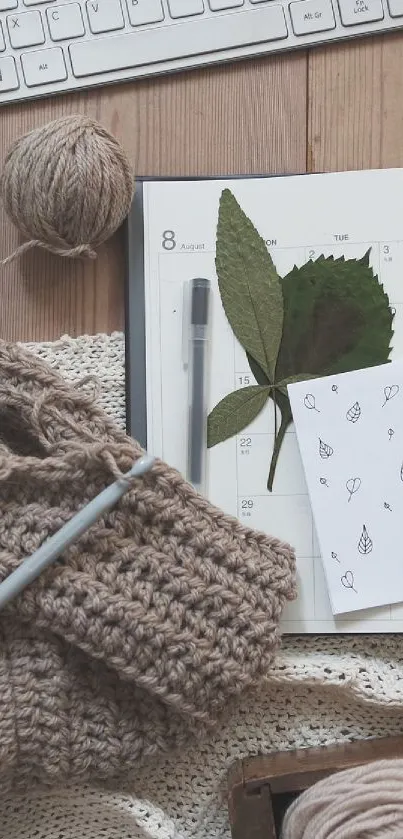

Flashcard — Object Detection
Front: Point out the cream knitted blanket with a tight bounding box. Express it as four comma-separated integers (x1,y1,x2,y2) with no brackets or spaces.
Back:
3,331,403,839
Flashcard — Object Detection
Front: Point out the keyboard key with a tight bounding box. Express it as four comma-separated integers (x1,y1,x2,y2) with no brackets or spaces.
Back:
0,1,17,9
47,4,85,41
70,7,287,77
86,0,124,33
168,0,204,17
22,46,67,86
338,0,383,23
209,0,243,8
290,0,335,32
0,56,19,91
7,11,45,49
126,0,164,26
388,0,403,15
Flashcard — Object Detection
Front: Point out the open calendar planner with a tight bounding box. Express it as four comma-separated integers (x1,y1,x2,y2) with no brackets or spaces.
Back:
126,168,403,635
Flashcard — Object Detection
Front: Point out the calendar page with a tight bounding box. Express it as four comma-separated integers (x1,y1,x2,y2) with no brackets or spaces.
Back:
141,169,403,634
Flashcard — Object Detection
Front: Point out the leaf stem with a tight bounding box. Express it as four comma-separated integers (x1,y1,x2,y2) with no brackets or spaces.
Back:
267,413,288,492
273,387,278,438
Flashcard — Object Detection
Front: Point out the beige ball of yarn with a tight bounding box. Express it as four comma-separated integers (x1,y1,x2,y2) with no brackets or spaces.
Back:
281,758,403,839
0,114,135,263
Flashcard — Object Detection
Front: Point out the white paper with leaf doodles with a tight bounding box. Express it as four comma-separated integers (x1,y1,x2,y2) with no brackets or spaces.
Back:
139,168,403,633
288,362,403,615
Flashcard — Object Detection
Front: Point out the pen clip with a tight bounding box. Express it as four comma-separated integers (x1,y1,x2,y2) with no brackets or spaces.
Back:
182,278,191,370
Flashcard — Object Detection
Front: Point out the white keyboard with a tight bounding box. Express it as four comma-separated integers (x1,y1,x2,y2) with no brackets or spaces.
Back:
0,0,402,105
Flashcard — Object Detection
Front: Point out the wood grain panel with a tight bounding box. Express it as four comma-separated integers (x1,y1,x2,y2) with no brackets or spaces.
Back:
308,32,403,173
0,54,307,342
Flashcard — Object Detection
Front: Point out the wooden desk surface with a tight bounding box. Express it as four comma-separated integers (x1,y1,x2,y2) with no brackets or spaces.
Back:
1,35,402,343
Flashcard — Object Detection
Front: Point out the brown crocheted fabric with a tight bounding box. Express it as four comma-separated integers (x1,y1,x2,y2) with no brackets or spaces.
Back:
0,341,296,792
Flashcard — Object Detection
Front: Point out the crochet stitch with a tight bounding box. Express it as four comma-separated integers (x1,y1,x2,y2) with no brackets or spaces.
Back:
0,340,296,792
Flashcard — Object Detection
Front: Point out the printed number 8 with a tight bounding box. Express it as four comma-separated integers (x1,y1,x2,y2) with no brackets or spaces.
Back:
162,230,176,251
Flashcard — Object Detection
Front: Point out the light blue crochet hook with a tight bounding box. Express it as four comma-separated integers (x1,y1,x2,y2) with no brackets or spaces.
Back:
0,453,155,612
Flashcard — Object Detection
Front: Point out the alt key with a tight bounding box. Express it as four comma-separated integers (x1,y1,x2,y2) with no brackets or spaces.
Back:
290,0,336,33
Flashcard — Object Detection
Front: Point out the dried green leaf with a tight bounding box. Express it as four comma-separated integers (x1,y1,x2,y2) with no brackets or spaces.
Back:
267,389,293,491
247,352,270,385
216,189,283,382
207,385,270,448
212,202,393,494
275,251,393,382
246,354,293,490
276,373,314,396
267,251,392,490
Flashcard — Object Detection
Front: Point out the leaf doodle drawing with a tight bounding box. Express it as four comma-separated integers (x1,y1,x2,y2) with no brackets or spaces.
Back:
388,428,395,441
332,385,338,393
346,401,361,423
384,502,393,512
341,571,357,593
358,524,373,555
319,438,334,459
331,551,341,564
346,477,361,502
304,393,320,412
320,477,329,487
382,384,399,407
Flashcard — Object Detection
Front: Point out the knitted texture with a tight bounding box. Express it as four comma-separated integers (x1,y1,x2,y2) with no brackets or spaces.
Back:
0,340,296,793
2,332,403,839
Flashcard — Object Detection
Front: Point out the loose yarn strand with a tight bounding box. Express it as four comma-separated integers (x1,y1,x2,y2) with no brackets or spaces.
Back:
1,239,97,265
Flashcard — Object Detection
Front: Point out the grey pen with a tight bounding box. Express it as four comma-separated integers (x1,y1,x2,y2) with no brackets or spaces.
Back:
0,453,155,611
187,277,211,494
